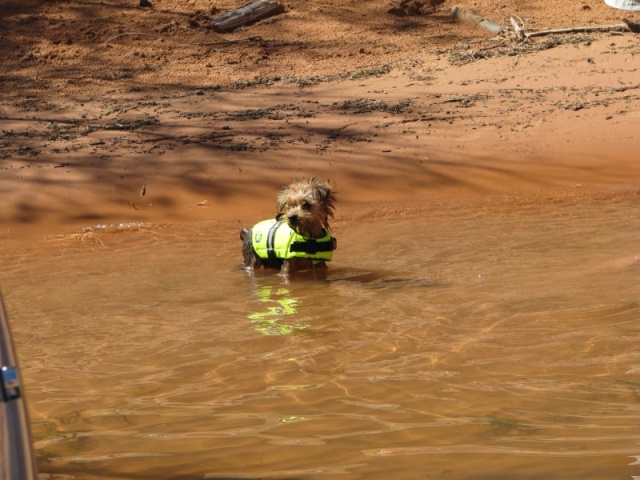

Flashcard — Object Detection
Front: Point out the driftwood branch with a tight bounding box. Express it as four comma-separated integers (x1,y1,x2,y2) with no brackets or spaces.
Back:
211,0,285,33
525,24,631,38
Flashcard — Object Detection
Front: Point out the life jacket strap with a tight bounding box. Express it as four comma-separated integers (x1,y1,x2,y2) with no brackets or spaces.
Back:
290,236,337,254
266,220,284,264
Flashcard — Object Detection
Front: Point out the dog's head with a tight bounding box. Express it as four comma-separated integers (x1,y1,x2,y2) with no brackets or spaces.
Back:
276,177,336,238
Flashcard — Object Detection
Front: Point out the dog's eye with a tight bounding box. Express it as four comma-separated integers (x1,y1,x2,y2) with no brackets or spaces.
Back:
302,201,311,210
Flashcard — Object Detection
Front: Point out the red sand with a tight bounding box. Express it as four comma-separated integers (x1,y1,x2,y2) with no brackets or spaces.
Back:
1,0,639,237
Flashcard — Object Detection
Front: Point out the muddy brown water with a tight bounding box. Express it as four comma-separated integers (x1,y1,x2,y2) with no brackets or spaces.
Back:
2,184,640,480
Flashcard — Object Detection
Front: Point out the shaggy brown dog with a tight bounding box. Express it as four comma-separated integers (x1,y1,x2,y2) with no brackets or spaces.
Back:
240,178,337,277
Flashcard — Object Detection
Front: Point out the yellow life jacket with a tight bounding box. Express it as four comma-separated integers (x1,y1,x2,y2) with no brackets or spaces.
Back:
251,218,336,266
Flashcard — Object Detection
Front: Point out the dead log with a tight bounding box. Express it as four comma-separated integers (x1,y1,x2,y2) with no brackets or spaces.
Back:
450,6,505,34
211,0,285,33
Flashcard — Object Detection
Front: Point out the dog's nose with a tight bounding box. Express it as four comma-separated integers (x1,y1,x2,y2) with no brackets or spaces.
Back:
288,214,299,225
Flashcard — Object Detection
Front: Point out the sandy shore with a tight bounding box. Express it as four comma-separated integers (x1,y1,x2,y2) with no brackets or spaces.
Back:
1,0,639,238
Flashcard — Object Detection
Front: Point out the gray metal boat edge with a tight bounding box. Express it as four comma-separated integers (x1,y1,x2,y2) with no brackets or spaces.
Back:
0,292,37,480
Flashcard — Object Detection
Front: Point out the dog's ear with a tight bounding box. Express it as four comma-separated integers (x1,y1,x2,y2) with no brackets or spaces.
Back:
315,180,336,218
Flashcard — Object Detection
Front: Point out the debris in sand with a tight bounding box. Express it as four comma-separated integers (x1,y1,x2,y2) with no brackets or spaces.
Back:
451,5,637,46
186,200,210,211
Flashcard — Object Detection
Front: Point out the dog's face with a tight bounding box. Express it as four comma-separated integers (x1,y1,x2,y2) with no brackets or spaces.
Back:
276,178,336,238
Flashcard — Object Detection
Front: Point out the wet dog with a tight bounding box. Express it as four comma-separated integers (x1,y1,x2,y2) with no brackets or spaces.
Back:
240,178,337,276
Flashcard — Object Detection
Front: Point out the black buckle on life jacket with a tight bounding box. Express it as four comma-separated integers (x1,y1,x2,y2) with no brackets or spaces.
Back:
290,237,337,254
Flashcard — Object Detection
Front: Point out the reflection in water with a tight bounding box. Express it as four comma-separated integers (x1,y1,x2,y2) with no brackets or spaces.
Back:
2,185,640,480
247,285,305,336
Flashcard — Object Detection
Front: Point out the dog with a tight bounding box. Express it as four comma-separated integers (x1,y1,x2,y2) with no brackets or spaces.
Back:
240,177,337,276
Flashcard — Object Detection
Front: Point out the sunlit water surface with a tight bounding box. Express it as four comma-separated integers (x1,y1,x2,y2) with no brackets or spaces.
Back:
2,186,640,480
